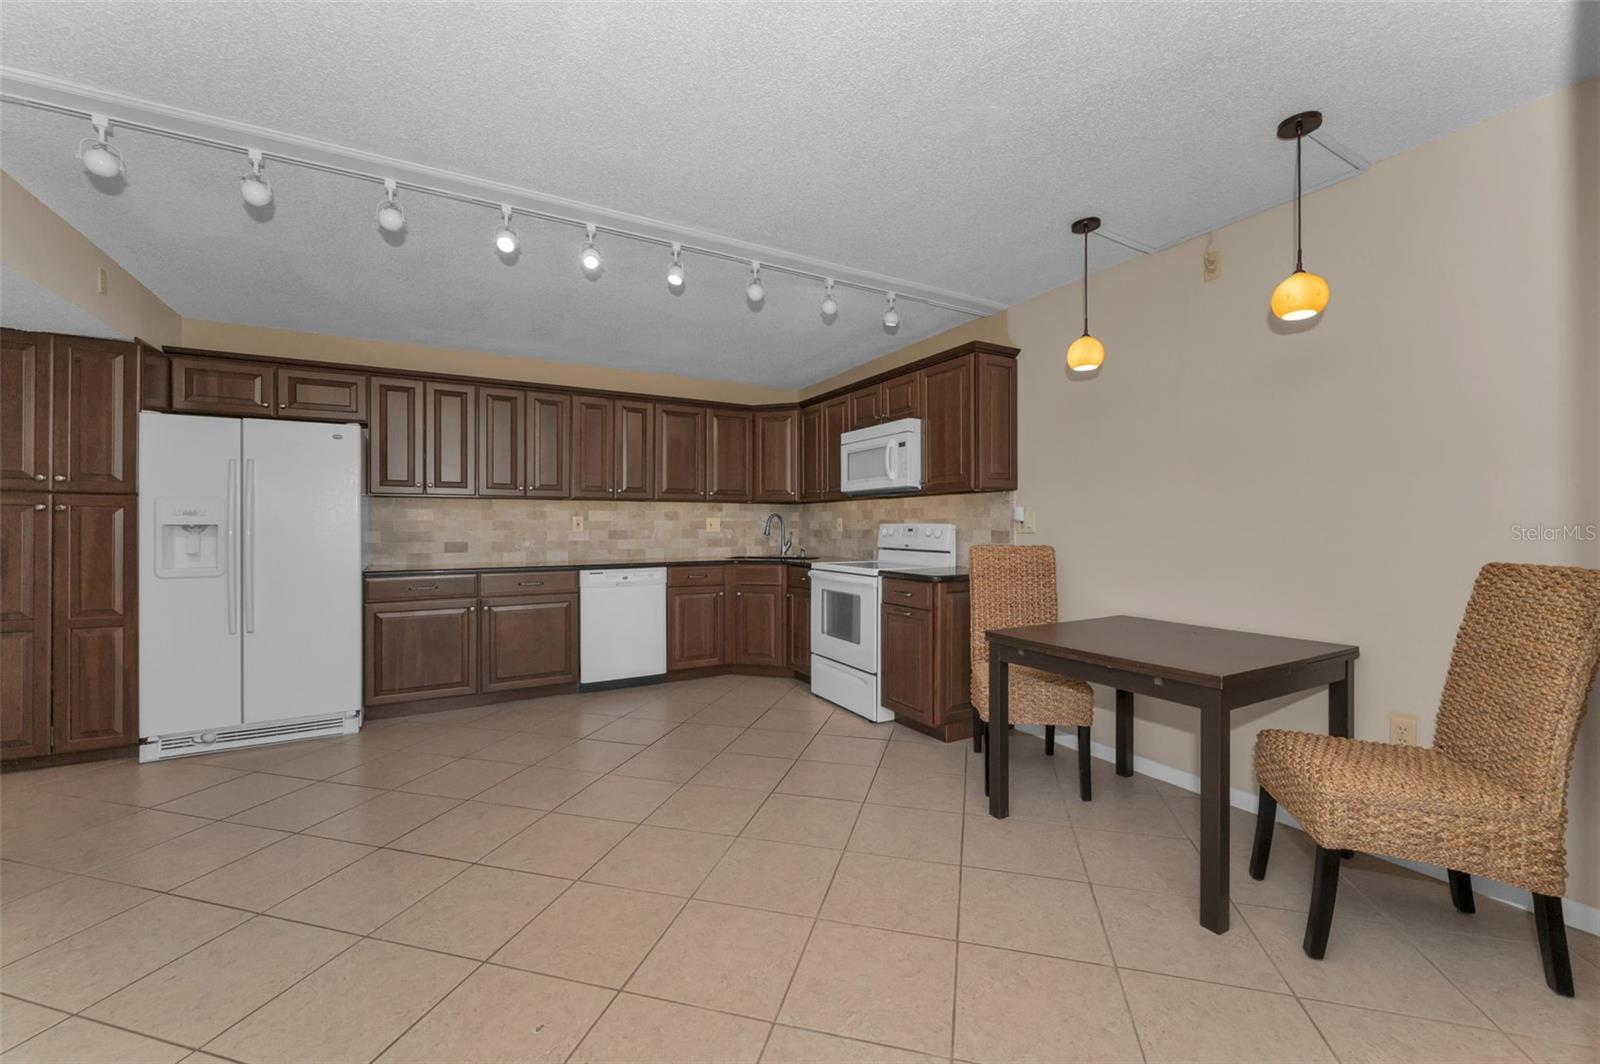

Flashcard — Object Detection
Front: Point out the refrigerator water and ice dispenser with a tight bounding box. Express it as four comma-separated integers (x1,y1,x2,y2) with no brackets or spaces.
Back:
154,497,226,579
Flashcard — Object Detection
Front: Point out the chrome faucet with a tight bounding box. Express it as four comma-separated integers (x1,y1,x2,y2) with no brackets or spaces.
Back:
762,512,794,557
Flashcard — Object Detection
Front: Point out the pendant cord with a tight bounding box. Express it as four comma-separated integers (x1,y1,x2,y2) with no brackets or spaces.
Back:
1082,228,1090,336
1294,121,1304,273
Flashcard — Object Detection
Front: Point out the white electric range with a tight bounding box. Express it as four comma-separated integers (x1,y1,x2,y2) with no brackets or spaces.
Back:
809,523,957,721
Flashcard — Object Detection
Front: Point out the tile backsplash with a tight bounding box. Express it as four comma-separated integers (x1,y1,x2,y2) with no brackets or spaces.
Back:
365,493,1015,570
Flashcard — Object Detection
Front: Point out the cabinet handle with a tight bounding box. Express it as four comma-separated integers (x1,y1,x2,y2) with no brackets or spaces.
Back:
891,607,914,617
686,573,707,581
32,474,44,481
52,474,65,482
54,504,66,512
517,580,544,587
260,401,269,407
406,584,439,591
891,589,913,597
33,503,45,511
279,402,287,408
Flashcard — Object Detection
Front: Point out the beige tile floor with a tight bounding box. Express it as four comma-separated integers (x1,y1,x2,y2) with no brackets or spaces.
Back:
1,674,1596,1063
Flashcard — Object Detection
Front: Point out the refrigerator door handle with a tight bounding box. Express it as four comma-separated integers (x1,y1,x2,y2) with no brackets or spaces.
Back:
226,458,239,635
243,458,257,634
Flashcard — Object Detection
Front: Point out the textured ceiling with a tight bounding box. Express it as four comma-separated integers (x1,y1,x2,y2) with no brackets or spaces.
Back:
1,2,1595,387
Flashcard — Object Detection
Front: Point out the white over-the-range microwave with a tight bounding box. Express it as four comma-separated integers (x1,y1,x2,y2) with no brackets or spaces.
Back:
840,417,921,494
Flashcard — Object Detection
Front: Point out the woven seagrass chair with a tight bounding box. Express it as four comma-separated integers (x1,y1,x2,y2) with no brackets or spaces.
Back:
970,545,1096,800
1252,563,1600,997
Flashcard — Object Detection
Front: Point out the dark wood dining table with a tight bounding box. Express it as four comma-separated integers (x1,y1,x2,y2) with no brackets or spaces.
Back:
984,615,1359,933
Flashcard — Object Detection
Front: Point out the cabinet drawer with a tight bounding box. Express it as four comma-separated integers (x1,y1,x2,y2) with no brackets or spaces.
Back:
364,574,479,602
480,570,578,597
171,356,276,416
670,565,726,588
733,563,785,587
882,578,933,611
786,565,811,590
277,367,367,422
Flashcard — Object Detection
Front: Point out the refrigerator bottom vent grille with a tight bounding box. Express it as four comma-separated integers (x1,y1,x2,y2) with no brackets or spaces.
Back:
146,715,351,760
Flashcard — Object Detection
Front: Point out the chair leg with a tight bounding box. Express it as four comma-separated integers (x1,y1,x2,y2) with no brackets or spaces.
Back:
973,717,984,753
983,726,991,797
1076,726,1092,802
1045,725,1055,757
1534,893,1575,997
1447,870,1475,914
1303,845,1341,959
1250,788,1277,881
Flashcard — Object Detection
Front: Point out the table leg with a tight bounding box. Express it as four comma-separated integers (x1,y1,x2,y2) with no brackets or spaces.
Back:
987,652,1010,819
1199,703,1230,933
1115,689,1134,777
1329,659,1352,738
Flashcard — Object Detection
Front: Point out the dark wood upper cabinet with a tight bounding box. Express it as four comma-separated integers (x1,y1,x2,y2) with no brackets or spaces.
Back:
276,366,367,422
668,585,726,671
1,330,52,493
171,354,275,416
369,377,425,495
478,387,524,497
655,403,706,501
526,391,570,498
847,385,882,431
480,593,578,691
881,369,922,421
706,408,753,502
798,404,826,502
52,337,138,494
139,342,169,411
920,353,976,493
51,494,138,753
821,397,848,499
571,395,614,499
753,408,799,503
614,399,654,499
1,493,52,760
974,350,1019,490
424,382,476,495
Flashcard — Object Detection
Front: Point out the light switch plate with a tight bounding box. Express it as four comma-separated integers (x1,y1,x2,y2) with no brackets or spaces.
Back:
706,516,721,531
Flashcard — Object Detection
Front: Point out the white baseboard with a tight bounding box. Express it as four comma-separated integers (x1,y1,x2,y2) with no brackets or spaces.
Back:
1011,723,1600,937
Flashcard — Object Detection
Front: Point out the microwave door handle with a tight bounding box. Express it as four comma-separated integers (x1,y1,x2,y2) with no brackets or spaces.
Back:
884,440,898,481
225,459,238,636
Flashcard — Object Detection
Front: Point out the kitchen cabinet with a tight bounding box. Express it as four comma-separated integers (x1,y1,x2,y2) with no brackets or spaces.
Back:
480,593,578,692
847,385,882,431
276,366,367,422
571,395,613,499
364,597,479,704
920,353,975,493
526,391,571,498
478,387,526,497
974,349,1019,490
140,344,170,411
798,404,826,502
879,576,973,741
2,330,52,493
785,567,811,675
668,566,727,671
1,493,51,759
881,369,922,421
821,397,848,499
369,376,426,494
571,395,653,499
52,336,140,494
171,354,275,416
732,565,785,667
424,381,476,495
614,399,654,499
51,495,139,753
706,408,752,502
753,408,799,503
655,403,707,500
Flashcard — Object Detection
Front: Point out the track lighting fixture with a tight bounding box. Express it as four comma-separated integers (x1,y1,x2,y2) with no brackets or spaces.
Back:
493,205,518,254
1270,111,1330,322
240,149,272,207
746,262,765,304
580,224,602,272
667,244,685,288
78,114,123,178
882,293,900,329
820,279,838,317
375,179,405,232
1066,217,1105,374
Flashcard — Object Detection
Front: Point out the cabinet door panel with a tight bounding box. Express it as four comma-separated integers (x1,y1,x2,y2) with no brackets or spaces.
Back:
1,493,51,759
975,352,1018,490
786,588,810,675
140,343,170,412
369,377,425,494
668,586,725,670
170,355,275,417
52,494,138,752
276,367,367,422
920,354,976,493
614,399,654,499
526,391,570,498
425,382,476,495
655,403,706,500
735,584,784,667
847,386,882,430
1,330,52,492
880,604,934,723
881,370,922,421
706,409,752,502
478,387,525,496
571,396,614,499
481,594,578,691
364,599,477,705
753,409,798,503
53,338,139,494
821,397,848,499
798,405,825,502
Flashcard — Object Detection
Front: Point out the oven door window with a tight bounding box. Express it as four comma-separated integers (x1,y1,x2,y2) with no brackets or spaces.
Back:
820,586,862,645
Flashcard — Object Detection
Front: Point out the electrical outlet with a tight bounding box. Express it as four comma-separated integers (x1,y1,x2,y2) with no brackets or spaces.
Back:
1202,249,1221,282
1389,713,1417,746
834,517,844,532
97,267,108,295
705,516,721,532
570,515,585,532
1019,508,1037,534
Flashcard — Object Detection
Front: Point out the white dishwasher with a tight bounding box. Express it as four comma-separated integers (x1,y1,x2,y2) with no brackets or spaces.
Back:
579,568,668,688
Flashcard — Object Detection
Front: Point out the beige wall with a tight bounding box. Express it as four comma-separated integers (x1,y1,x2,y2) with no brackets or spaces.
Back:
1007,79,1599,908
0,171,182,346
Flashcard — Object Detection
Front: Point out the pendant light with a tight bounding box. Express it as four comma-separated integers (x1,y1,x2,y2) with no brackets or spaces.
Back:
1270,111,1330,321
1065,217,1105,374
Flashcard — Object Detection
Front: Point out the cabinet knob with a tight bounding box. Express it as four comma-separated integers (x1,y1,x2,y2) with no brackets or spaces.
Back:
33,503,45,511
260,400,269,407
54,504,66,512
279,402,286,408
52,474,65,482
32,474,44,481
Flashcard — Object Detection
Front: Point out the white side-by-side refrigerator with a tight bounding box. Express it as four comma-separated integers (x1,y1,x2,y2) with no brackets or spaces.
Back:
139,411,363,760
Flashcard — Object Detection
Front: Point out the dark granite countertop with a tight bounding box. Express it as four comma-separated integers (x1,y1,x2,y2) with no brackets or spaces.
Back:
882,566,970,583
365,556,826,578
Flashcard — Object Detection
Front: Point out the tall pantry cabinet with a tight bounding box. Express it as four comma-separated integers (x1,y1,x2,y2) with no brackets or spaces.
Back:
2,329,146,761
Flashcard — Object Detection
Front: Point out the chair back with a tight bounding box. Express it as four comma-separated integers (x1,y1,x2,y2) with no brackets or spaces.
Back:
1434,563,1600,808
969,545,1060,672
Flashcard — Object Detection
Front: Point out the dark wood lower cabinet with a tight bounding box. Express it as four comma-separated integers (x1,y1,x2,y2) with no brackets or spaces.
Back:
881,604,935,722
481,594,578,691
879,577,973,741
364,598,478,705
51,495,139,753
1,493,52,759
786,584,810,675
734,582,785,668
668,585,727,671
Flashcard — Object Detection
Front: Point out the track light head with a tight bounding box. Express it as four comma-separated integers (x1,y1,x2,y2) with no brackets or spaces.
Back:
494,206,518,254
375,179,405,232
746,262,764,304
882,292,900,330
580,224,602,272
240,149,272,207
820,279,838,318
667,244,685,288
78,114,122,178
